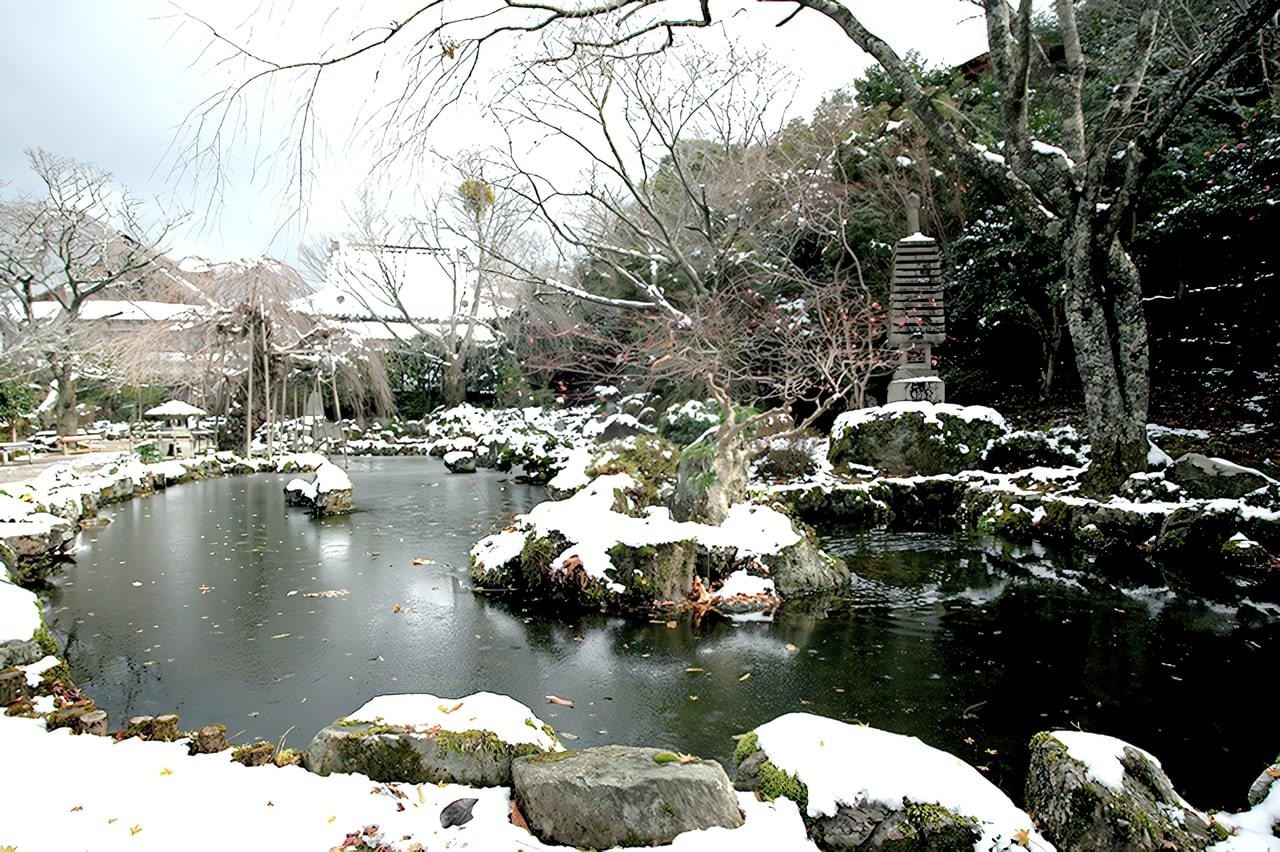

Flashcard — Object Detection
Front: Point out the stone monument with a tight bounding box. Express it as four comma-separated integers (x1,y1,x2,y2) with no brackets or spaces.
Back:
886,193,946,403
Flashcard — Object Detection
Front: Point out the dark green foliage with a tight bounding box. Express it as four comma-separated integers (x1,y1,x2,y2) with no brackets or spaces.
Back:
0,381,37,429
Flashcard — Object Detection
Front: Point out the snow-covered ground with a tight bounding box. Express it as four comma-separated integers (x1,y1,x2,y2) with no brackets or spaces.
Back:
0,714,814,851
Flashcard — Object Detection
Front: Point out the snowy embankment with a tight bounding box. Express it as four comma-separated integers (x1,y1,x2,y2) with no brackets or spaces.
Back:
0,451,329,564
0,714,812,851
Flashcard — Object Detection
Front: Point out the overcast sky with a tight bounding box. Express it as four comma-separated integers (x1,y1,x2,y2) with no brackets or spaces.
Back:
0,1,987,267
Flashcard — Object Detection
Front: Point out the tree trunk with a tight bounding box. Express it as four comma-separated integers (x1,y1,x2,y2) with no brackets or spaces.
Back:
1062,219,1149,495
672,426,749,526
52,365,78,435
442,354,466,408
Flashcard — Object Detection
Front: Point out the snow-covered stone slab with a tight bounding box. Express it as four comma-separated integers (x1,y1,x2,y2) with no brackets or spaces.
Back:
734,712,1050,851
305,691,561,786
513,745,743,848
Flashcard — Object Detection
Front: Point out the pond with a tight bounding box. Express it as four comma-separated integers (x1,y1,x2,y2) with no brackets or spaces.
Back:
44,457,1278,810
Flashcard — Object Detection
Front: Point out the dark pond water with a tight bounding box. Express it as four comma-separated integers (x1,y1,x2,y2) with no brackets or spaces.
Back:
45,457,1278,809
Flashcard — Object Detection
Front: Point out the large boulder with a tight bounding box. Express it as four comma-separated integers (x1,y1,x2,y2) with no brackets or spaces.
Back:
733,713,1046,851
829,402,1009,477
305,692,560,786
1167,453,1273,500
1154,506,1280,596
767,530,850,599
1025,730,1214,850
512,745,743,849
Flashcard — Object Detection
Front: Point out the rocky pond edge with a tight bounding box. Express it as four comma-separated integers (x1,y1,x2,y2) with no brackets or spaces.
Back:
1,443,1278,849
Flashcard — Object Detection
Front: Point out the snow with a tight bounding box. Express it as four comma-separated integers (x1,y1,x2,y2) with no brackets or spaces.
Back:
754,714,1049,850
0,570,41,642
472,474,804,591
714,570,776,599
345,692,561,751
1052,730,1160,792
546,444,594,493
583,413,653,438
1213,777,1280,850
0,713,814,851
831,402,1008,439
1030,139,1076,166
312,461,353,494
1147,440,1174,468
443,450,474,465
17,654,60,686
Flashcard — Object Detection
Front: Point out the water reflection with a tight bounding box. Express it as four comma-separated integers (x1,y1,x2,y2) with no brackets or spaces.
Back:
44,461,1278,809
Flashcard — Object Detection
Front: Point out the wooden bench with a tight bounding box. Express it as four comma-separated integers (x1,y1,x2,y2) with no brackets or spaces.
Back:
55,435,100,455
0,441,35,464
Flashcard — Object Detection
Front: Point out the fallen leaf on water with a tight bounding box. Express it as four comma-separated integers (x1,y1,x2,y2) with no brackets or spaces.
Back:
685,667,704,673
392,604,403,613
665,620,677,629
545,695,574,707
411,557,434,566
270,633,291,640
688,695,699,701
560,732,579,740
964,737,975,745
368,551,381,558
438,701,464,714
785,643,798,652
738,673,751,682
985,748,999,755
302,589,348,599
131,581,142,588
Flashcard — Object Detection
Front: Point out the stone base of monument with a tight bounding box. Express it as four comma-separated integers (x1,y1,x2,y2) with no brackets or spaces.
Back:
887,375,946,403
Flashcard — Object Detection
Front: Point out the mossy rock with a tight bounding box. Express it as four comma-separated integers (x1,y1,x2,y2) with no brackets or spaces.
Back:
587,435,680,506
733,730,983,850
305,721,555,786
829,405,1008,476
980,429,1086,473
1024,731,1213,851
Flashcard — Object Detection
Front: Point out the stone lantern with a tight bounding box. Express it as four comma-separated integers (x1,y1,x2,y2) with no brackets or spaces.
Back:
886,193,946,403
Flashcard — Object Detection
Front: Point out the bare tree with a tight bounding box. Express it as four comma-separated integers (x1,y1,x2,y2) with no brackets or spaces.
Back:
187,0,1280,494
320,161,534,408
480,41,889,522
0,149,185,433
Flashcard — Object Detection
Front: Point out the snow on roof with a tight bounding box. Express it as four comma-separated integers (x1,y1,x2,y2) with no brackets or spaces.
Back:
345,692,560,750
755,713,1049,849
144,400,207,418
294,240,495,325
25,299,205,322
